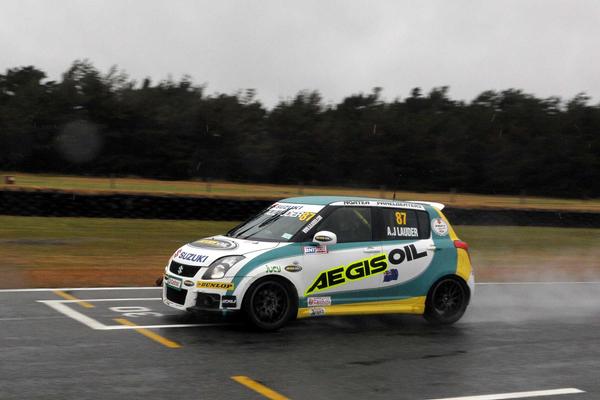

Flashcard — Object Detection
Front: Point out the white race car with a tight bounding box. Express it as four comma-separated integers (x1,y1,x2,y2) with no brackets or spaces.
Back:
162,196,474,330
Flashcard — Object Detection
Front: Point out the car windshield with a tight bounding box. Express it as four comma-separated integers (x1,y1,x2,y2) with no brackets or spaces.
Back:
227,202,325,242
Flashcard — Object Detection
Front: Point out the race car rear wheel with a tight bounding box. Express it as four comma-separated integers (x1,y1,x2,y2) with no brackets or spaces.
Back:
243,278,297,331
424,277,468,325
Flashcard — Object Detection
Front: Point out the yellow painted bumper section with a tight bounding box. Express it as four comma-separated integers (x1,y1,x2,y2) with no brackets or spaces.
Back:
297,296,426,319
436,209,473,282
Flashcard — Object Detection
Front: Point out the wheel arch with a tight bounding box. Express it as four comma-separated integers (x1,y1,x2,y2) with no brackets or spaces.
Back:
241,274,300,311
427,274,471,305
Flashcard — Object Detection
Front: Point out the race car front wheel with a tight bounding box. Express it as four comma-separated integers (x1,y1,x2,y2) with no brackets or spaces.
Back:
424,277,469,325
243,278,297,331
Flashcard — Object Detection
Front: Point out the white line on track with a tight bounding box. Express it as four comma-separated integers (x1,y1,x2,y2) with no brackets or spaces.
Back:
40,300,106,330
38,299,225,330
428,387,584,400
3,282,600,293
0,286,158,293
39,297,161,303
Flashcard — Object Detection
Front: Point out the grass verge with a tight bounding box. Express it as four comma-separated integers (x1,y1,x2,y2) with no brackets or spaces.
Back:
0,216,598,288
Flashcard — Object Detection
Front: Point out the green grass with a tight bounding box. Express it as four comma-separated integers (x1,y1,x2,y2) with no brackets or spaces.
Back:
0,216,598,288
456,225,600,280
0,216,238,288
3,172,599,212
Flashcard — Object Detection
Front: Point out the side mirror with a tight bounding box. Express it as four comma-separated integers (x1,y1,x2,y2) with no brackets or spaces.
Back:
312,231,337,246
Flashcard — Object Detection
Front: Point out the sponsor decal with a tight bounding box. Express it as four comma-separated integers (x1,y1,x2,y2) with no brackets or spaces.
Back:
386,226,419,237
307,296,331,306
281,233,293,240
342,200,370,206
165,275,182,289
305,253,388,295
304,244,428,295
176,251,209,263
285,264,303,272
314,235,332,242
221,295,237,308
376,201,425,210
301,215,323,234
197,281,234,290
266,265,282,273
309,307,326,316
265,203,324,218
331,200,425,210
431,218,449,236
388,244,428,264
383,268,399,282
191,238,238,250
304,245,328,255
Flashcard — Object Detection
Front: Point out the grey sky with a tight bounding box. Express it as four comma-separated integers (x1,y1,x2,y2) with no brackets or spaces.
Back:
2,0,599,107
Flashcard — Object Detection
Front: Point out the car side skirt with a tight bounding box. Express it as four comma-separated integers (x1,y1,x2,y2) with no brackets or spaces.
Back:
296,296,426,319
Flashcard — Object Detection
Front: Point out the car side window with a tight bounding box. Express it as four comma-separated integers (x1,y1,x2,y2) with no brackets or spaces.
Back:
380,208,429,240
316,207,372,243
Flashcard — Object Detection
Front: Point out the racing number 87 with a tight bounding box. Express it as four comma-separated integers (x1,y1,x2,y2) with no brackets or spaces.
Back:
395,212,407,225
299,212,316,222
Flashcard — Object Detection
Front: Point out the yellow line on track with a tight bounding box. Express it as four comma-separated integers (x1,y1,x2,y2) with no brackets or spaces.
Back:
231,376,290,400
52,290,94,308
113,318,181,349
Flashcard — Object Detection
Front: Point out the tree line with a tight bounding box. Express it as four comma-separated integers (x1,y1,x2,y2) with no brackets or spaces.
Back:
1,60,598,198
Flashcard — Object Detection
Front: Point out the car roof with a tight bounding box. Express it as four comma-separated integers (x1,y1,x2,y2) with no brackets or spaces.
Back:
279,196,444,210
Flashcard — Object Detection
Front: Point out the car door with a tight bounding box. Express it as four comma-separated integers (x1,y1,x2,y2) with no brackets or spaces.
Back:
300,206,383,299
376,207,434,294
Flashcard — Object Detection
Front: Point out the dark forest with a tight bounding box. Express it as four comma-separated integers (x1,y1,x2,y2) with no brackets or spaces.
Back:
1,60,598,197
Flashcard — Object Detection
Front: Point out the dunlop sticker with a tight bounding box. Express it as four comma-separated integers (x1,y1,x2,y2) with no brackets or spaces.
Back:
197,281,234,290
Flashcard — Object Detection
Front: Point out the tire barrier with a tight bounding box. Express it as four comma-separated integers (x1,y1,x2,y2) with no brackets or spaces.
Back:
1,188,598,228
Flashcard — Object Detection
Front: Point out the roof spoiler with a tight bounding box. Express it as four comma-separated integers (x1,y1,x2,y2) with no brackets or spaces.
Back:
406,201,445,210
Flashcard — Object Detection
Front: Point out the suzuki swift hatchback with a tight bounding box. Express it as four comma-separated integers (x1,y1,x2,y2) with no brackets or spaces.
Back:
162,196,474,330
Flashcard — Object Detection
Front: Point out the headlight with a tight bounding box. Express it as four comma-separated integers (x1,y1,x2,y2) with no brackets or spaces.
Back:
202,256,245,279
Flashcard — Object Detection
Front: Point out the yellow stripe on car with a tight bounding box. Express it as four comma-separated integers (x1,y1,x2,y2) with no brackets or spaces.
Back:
297,296,426,319
436,209,472,282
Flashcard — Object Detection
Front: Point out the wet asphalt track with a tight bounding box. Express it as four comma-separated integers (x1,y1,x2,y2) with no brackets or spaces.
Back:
1,283,599,400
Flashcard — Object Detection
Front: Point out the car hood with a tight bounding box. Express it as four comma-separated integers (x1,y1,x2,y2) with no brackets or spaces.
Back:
170,235,281,267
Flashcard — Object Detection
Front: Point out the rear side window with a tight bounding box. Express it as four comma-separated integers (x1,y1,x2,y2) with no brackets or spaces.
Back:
378,208,430,240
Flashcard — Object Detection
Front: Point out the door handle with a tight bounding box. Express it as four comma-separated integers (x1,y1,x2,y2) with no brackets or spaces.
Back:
427,245,440,251
363,247,380,253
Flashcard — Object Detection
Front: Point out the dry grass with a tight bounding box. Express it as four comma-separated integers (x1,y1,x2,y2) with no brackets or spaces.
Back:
2,172,599,212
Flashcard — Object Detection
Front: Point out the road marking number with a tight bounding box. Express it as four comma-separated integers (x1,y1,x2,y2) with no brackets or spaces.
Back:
109,306,162,318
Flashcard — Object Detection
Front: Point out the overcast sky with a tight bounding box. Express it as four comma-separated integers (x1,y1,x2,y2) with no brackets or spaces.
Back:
1,0,599,107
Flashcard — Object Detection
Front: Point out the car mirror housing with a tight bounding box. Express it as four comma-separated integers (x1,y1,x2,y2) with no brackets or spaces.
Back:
312,231,337,246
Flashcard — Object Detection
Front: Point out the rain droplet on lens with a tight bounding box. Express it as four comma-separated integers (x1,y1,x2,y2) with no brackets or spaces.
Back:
55,120,102,163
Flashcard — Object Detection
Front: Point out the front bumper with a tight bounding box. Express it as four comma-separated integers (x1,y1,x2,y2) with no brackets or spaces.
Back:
162,278,239,312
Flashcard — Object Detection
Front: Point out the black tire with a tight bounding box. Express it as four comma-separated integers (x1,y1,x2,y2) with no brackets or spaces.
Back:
242,278,297,331
424,277,469,325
